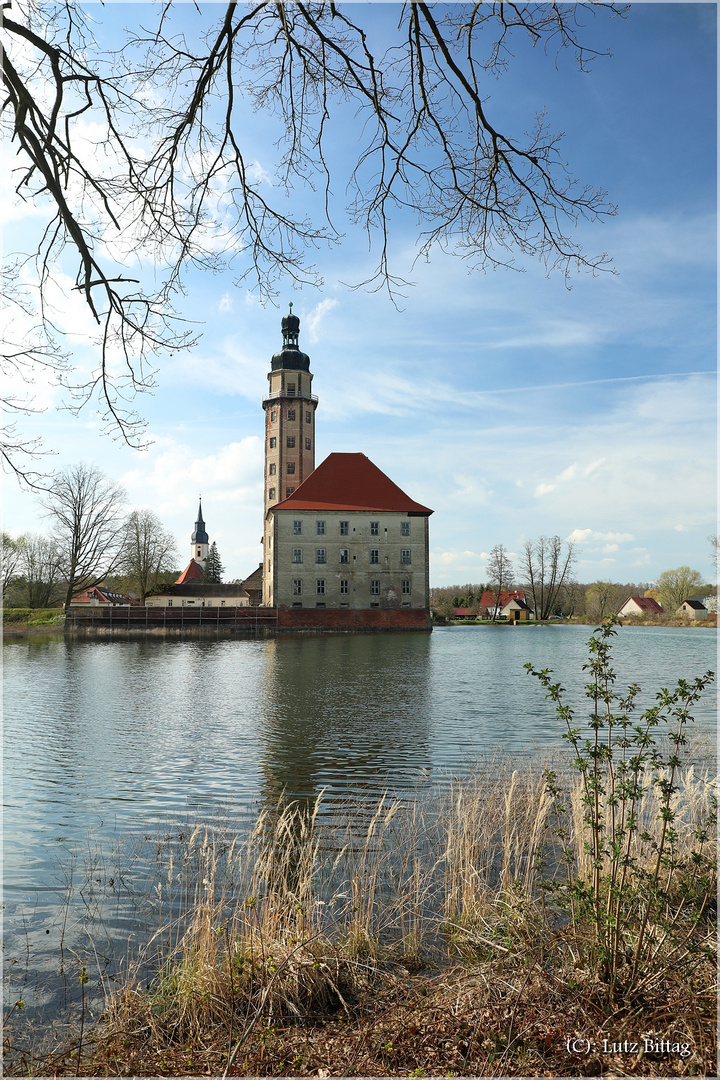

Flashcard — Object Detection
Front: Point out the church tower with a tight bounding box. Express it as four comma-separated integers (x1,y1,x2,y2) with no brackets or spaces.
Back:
191,499,209,568
262,306,318,592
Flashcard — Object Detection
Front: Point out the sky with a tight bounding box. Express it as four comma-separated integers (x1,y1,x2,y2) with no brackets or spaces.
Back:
2,2,717,587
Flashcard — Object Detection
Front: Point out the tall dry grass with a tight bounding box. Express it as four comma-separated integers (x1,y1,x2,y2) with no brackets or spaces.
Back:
5,746,714,1076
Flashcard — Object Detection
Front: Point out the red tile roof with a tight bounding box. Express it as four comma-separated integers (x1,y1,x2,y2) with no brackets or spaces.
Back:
175,559,205,585
622,596,664,614
272,453,433,514
479,590,526,609
71,586,138,605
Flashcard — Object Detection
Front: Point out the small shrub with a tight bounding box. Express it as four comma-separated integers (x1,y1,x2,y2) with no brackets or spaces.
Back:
526,616,716,1000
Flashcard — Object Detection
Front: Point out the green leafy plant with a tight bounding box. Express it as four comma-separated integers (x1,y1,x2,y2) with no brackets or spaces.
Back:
526,617,715,999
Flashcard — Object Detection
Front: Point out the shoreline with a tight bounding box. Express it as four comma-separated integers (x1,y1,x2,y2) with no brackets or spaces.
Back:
4,617,716,639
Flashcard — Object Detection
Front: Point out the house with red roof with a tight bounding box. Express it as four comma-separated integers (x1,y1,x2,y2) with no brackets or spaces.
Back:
70,585,138,607
263,452,432,614
478,589,533,621
617,596,665,618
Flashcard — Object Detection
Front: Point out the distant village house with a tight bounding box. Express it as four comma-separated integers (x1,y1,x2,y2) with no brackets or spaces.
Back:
677,598,707,621
617,596,664,618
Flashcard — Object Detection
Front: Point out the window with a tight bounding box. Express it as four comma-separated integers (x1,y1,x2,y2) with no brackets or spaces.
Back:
401,521,410,536
287,436,295,448
287,408,296,420
370,521,379,536
286,487,295,496
340,521,349,536
287,462,295,474
287,382,296,395
316,548,326,563
305,438,312,451
268,462,276,475
168,599,173,607
268,487,276,500
316,579,326,595
270,409,277,421
292,601,303,608
292,548,303,563
401,549,411,564
293,579,302,595
339,549,349,563
293,520,303,534
402,580,411,594
269,436,276,449
371,580,380,595
370,549,379,564
340,580,349,594
316,520,325,535
305,410,312,424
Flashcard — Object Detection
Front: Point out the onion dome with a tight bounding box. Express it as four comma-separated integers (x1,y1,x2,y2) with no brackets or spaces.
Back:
271,303,311,371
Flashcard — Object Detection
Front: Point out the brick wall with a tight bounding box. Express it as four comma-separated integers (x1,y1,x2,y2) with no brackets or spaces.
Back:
276,607,431,631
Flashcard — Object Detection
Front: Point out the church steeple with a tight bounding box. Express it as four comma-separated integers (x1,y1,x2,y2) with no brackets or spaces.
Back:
191,497,209,567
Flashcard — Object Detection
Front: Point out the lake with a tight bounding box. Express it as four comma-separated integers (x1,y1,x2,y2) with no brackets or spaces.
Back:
3,624,717,1033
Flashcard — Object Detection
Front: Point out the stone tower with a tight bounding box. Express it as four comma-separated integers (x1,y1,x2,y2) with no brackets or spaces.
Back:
191,498,209,568
262,306,318,589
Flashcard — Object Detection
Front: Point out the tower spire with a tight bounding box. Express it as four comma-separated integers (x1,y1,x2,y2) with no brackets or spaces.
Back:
191,498,209,566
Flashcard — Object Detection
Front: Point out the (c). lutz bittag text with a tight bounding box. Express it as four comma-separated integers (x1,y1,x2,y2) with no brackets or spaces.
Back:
567,1037,692,1059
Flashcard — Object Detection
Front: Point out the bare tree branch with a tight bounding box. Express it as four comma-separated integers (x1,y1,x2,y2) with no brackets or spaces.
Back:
2,2,625,468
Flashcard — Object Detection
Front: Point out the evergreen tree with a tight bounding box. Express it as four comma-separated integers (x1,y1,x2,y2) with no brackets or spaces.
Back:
204,542,224,584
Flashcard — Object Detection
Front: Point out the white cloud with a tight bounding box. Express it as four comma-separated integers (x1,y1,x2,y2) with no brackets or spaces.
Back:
567,529,635,545
219,292,234,313
305,299,339,342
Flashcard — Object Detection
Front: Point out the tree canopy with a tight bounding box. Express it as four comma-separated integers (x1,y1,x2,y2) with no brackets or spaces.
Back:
2,1,624,479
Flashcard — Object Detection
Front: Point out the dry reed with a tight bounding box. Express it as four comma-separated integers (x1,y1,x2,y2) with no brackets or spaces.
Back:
4,751,715,1077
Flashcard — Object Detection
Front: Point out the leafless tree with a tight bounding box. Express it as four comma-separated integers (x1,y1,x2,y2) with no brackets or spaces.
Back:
41,462,127,607
18,532,62,607
2,2,624,474
486,542,514,620
2,531,23,601
520,534,576,620
120,508,178,604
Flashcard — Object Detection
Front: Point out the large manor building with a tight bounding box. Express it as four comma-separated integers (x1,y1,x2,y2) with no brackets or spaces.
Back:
260,309,432,613
163,308,432,624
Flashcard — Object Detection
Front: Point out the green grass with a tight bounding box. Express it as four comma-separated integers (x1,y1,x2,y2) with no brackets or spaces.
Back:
3,607,63,626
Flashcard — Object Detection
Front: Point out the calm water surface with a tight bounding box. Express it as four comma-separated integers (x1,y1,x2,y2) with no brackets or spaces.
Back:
3,625,717,1027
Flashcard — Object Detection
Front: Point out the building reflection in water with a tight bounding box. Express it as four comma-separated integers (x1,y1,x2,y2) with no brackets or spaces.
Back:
256,633,433,821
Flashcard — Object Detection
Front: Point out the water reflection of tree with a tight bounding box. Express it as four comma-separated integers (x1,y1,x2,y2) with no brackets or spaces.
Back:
257,634,433,824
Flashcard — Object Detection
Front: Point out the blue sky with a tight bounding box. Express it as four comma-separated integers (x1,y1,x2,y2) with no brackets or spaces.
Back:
2,2,717,586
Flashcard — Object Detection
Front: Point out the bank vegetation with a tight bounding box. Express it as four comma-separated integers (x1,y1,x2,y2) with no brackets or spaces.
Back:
4,625,716,1077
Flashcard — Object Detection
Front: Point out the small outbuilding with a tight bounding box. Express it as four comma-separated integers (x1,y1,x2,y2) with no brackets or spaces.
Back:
677,598,707,621
146,583,250,608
